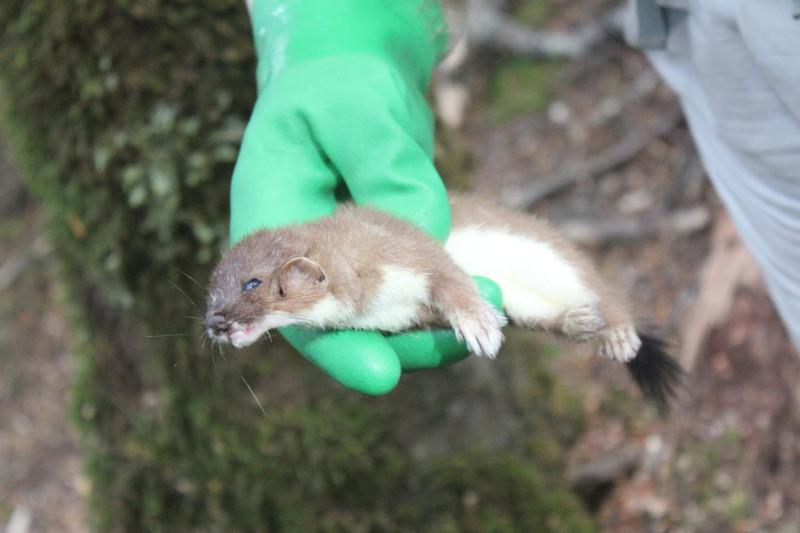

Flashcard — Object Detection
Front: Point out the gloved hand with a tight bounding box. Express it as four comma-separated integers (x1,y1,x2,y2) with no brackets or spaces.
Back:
231,0,503,395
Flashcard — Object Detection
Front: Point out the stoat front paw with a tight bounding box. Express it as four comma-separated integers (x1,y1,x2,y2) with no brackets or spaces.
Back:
451,306,507,359
599,325,641,362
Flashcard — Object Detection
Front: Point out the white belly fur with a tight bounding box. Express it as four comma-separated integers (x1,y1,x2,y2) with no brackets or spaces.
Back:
445,226,597,324
350,265,430,331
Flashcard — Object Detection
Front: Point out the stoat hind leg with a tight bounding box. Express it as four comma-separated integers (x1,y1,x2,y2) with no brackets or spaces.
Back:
560,303,606,341
557,303,641,363
443,210,641,362
512,299,641,363
430,270,506,359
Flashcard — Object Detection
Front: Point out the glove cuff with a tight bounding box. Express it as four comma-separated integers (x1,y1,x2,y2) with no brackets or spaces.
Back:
249,0,447,93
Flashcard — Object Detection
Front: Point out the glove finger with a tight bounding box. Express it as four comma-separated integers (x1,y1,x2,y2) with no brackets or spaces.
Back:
230,95,340,243
280,326,402,396
307,57,451,241
389,276,505,372
232,96,402,394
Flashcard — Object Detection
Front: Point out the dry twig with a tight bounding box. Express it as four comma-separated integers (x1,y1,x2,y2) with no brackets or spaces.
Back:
466,0,626,59
0,235,49,292
679,214,761,370
501,111,683,208
556,205,711,246
586,71,661,127
568,446,641,495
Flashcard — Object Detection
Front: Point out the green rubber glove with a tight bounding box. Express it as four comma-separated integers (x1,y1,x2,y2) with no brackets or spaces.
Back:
230,0,503,395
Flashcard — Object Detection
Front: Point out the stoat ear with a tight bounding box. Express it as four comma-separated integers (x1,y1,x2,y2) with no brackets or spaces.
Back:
278,257,328,294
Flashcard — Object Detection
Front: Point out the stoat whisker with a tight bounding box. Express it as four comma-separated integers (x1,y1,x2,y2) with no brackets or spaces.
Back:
201,330,215,367
215,342,267,417
232,363,267,418
165,278,202,315
172,267,207,295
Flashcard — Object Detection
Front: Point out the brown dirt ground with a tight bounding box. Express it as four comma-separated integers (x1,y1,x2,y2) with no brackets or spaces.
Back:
0,138,88,531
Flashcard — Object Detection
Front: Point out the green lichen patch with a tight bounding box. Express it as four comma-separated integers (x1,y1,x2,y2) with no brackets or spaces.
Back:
488,59,564,124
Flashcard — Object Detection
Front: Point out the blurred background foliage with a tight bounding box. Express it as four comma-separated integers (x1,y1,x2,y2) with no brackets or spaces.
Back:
0,1,595,530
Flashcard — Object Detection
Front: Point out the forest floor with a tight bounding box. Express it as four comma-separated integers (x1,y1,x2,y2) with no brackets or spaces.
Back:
0,131,87,530
437,1,800,530
2,1,800,531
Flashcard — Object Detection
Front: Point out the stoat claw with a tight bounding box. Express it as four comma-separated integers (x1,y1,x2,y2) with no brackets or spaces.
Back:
452,306,506,358
599,325,641,362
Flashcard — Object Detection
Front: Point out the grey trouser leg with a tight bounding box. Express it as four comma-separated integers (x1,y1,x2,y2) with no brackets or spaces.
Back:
647,0,800,349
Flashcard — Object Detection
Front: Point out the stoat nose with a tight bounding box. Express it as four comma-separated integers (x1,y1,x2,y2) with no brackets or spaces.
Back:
207,313,230,334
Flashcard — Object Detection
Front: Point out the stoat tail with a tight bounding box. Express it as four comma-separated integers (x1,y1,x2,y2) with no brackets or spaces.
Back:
626,333,684,411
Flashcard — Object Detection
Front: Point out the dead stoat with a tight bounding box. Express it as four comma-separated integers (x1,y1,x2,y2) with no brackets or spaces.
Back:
206,192,683,407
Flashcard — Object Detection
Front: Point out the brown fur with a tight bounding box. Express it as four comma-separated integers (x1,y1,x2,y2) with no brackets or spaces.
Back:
207,204,499,339
208,193,634,353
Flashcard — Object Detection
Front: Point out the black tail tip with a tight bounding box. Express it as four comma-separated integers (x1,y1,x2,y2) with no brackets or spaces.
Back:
626,333,685,412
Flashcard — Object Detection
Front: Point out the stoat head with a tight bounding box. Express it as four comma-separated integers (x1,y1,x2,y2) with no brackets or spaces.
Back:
205,231,329,348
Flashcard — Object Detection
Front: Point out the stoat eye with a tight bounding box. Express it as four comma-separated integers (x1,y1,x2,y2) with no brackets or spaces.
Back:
242,278,262,292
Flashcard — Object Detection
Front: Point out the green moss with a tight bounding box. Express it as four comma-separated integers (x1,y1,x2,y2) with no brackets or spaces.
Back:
489,59,563,124
598,387,642,431
0,217,27,241
0,1,592,530
672,428,753,530
722,490,752,524
418,455,595,533
512,1,555,27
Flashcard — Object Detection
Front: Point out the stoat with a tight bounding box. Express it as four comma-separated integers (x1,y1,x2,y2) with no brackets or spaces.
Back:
206,192,683,407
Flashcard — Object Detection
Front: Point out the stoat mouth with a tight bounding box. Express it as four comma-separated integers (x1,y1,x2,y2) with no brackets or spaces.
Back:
208,329,228,344
228,322,261,348
223,315,302,349
205,321,260,348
